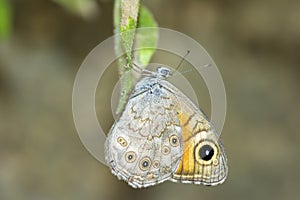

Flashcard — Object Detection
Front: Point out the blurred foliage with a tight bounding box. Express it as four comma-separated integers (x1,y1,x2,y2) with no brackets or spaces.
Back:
52,0,98,19
134,6,158,66
0,0,12,40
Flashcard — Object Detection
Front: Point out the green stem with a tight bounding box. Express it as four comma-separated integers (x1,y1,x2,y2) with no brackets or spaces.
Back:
113,0,158,115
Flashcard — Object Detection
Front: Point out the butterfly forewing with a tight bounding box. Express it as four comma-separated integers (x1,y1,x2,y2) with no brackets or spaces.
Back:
105,76,183,188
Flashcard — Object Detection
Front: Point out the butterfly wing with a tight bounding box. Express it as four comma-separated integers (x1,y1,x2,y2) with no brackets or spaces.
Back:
105,77,183,188
160,80,228,185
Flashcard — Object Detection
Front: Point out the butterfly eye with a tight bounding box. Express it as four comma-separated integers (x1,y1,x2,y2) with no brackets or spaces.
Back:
125,151,136,163
169,135,180,147
194,140,218,165
139,157,152,171
199,144,214,161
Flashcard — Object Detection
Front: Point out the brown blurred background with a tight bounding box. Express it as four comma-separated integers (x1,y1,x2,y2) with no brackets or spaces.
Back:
1,0,299,199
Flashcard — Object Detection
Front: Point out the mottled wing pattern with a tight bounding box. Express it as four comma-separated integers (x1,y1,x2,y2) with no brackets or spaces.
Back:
159,80,228,185
105,77,183,188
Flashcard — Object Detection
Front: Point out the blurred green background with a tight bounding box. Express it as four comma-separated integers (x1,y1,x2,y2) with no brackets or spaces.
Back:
1,0,299,199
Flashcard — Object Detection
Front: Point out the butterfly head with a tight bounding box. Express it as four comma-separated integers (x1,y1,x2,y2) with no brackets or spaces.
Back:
156,66,172,78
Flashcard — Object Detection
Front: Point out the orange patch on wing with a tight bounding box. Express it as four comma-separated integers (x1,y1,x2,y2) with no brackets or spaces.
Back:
174,112,196,175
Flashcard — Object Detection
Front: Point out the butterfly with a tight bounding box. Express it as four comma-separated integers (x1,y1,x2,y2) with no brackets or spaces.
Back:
105,66,228,188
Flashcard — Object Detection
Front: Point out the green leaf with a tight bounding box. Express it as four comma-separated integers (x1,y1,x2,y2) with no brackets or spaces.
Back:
134,6,158,66
0,0,12,40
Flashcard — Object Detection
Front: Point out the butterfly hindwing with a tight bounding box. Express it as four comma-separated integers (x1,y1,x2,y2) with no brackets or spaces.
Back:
161,80,228,185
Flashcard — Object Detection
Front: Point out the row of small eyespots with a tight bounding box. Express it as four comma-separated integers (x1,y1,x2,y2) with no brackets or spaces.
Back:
118,134,180,170
125,151,160,171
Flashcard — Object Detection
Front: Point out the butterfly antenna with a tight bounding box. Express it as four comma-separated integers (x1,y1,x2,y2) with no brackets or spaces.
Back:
175,50,190,71
131,62,154,76
172,63,212,78
179,63,212,73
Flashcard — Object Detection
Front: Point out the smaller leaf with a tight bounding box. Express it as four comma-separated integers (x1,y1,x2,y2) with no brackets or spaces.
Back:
134,6,158,66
